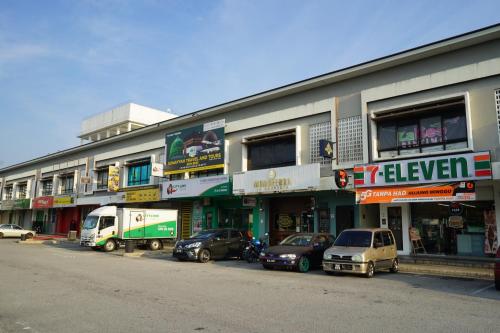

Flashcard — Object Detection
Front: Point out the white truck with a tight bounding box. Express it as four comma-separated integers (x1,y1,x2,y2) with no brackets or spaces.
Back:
80,206,178,252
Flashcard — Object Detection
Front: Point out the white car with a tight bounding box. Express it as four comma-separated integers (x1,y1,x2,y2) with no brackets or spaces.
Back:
0,224,36,239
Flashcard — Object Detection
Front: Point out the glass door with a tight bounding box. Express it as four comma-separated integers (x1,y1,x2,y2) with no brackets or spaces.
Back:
387,207,403,251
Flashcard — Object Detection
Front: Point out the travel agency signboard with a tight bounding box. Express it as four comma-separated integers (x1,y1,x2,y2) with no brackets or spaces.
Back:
354,152,492,204
164,119,225,175
233,164,320,195
161,175,231,199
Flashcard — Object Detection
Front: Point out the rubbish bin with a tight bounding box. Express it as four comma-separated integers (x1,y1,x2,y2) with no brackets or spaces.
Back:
125,240,135,253
20,234,26,241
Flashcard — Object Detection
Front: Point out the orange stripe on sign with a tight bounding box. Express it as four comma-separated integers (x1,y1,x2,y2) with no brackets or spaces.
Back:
353,167,364,172
474,154,490,162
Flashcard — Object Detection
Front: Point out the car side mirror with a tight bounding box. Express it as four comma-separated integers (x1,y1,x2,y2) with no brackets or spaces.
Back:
374,241,383,248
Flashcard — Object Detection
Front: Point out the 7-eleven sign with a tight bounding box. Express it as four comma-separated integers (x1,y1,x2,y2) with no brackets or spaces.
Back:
354,151,492,188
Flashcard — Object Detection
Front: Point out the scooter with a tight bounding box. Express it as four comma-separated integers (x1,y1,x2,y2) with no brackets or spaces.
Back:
243,234,268,263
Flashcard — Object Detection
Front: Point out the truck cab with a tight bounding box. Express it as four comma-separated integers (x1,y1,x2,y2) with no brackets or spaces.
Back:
80,206,118,251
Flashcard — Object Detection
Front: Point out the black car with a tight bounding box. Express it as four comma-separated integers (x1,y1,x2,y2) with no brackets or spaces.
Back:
173,229,247,263
259,233,334,273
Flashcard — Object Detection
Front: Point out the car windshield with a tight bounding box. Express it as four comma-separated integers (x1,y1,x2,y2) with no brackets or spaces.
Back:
280,234,313,246
334,231,372,247
190,230,219,239
83,216,99,230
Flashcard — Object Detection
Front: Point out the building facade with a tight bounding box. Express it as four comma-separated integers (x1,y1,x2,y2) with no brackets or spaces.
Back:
1,25,500,257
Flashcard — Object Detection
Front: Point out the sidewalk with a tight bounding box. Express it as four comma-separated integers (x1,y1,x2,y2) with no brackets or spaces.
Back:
399,262,494,280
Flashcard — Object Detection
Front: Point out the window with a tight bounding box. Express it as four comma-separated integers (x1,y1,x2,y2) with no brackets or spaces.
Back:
382,232,393,246
247,132,295,171
17,183,27,199
127,162,151,186
189,168,224,179
376,97,468,158
4,186,13,200
338,116,363,164
373,232,383,246
96,169,109,190
41,179,53,196
309,121,332,166
229,230,242,239
60,175,74,194
166,173,183,181
99,217,115,230
13,225,22,230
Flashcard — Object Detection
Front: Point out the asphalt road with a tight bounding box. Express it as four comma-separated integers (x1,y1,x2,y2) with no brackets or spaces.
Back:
0,240,499,333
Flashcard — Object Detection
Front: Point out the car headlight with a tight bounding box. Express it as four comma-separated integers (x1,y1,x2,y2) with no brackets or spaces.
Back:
352,254,363,262
323,252,330,260
185,242,202,249
90,234,95,241
259,251,266,257
279,254,297,259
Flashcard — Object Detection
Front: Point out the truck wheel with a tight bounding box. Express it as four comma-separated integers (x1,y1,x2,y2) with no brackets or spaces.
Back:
91,246,100,251
103,239,116,252
198,249,211,263
149,239,162,251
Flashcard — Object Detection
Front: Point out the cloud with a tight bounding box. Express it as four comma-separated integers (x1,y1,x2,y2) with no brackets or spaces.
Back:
0,41,50,62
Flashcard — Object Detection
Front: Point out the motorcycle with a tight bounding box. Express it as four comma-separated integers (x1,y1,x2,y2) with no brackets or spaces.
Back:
243,234,268,263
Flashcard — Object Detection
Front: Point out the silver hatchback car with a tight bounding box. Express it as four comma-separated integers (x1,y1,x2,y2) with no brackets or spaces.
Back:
322,228,398,278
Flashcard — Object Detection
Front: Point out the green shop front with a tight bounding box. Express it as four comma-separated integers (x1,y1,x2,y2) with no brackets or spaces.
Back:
161,175,261,238
0,198,32,229
354,151,496,257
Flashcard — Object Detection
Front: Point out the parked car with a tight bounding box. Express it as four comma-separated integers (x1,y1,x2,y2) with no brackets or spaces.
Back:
259,233,334,273
173,229,246,263
495,247,500,291
0,224,36,239
322,228,398,278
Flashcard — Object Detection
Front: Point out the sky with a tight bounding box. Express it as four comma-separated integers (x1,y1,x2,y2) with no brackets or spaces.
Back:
0,0,499,168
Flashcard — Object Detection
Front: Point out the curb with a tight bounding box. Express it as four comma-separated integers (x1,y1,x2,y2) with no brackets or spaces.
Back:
399,264,494,280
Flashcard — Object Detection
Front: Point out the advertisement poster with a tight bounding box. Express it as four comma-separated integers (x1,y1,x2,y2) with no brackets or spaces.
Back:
192,201,203,234
108,166,120,192
165,119,225,175
356,182,475,204
484,209,498,255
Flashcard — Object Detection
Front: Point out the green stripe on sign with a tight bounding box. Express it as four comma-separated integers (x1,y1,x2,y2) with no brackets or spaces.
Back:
474,161,491,170
354,173,364,179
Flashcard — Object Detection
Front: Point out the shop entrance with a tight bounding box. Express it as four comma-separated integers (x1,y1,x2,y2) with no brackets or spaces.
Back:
380,203,410,254
336,206,354,236
269,197,314,245
387,207,403,251
219,208,253,232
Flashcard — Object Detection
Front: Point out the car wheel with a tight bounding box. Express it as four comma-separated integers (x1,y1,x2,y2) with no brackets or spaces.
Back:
0,232,3,238
365,261,375,278
390,258,399,273
263,264,273,270
103,239,116,252
26,233,34,239
297,256,310,273
495,279,500,291
198,249,211,263
149,239,162,251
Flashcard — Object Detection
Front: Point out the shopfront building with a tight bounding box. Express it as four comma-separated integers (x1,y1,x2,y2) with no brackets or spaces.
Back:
354,151,496,256
32,196,55,234
53,195,79,235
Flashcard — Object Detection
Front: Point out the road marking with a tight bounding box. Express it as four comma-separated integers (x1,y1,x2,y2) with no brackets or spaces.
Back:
471,284,494,295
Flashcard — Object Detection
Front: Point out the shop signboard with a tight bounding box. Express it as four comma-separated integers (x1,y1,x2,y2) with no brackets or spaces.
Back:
108,166,120,192
233,164,320,195
2,198,32,210
356,182,476,204
161,175,231,199
54,195,76,207
151,163,164,177
164,119,225,175
125,188,160,203
354,152,491,188
33,196,54,209
0,200,14,210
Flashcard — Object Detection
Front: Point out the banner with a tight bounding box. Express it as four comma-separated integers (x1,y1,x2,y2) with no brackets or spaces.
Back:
161,175,231,199
33,196,54,209
151,163,164,177
165,119,225,175
354,151,491,188
108,166,120,192
125,188,160,203
53,195,75,207
356,182,475,204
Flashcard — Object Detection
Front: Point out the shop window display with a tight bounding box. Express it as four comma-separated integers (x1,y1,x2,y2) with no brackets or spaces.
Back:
411,201,496,257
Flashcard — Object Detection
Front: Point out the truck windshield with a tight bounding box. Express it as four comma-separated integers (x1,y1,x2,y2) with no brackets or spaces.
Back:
334,231,372,247
83,216,99,229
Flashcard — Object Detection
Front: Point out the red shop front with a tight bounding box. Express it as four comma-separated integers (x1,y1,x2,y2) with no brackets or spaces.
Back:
53,195,80,235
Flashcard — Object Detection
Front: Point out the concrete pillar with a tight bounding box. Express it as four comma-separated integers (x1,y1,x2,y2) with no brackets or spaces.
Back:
116,128,121,135
127,123,132,132
106,130,111,138
493,181,500,254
